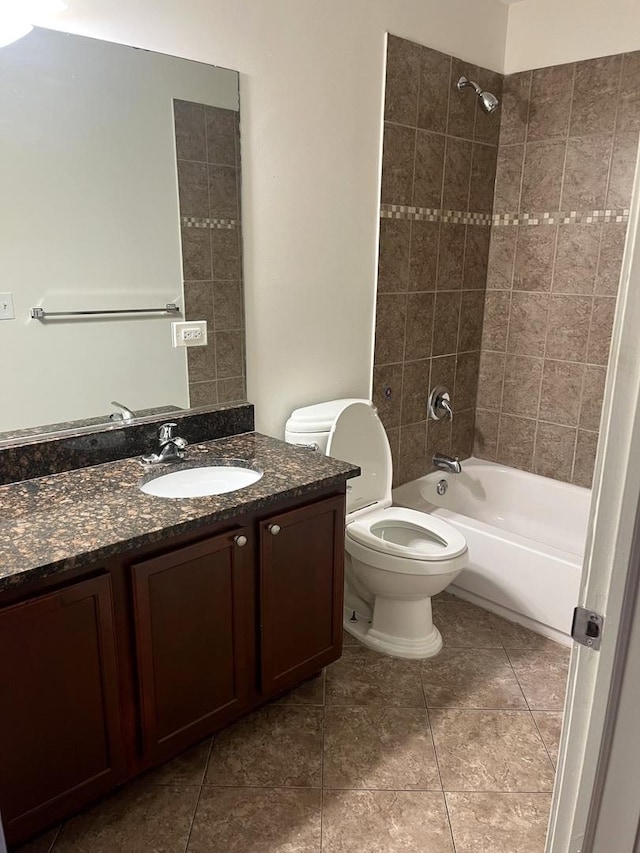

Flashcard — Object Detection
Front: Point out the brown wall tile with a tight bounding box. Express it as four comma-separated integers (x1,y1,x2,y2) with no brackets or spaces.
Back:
607,132,640,208
459,290,486,352
452,409,475,459
437,224,465,290
463,226,491,290
413,130,445,208
561,136,612,210
493,145,524,213
385,35,421,126
409,221,439,291
373,364,404,430
579,365,607,432
475,68,504,146
513,227,557,292
539,360,585,426
502,355,543,417
507,292,549,356
482,291,511,351
587,297,616,364
432,291,462,356
454,351,481,411
401,360,430,424
545,295,592,361
381,123,416,204
477,351,505,411
374,293,407,365
405,292,434,360
418,45,450,133
497,414,536,470
426,416,452,456
443,137,473,211
486,228,517,290
521,140,566,211
573,430,599,488
570,55,622,137
206,107,237,166
469,144,498,213
174,99,207,161
528,64,574,141
500,71,531,146
378,219,411,292
474,410,499,459
617,52,640,133
533,422,577,481
399,422,428,483
448,58,478,140
596,224,627,296
552,226,600,294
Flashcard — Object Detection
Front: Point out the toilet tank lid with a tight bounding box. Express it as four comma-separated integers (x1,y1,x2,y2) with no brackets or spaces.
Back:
285,398,368,434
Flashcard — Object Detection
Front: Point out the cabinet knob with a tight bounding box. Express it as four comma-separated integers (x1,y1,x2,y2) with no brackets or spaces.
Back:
234,535,248,547
268,524,281,536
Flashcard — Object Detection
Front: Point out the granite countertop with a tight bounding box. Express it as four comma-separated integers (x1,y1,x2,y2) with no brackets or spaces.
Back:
0,432,359,593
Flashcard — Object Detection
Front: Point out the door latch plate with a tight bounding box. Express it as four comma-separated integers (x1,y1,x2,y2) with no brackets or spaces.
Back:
572,607,604,650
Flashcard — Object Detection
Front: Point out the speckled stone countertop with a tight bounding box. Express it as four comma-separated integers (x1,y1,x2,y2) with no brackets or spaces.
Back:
0,432,359,593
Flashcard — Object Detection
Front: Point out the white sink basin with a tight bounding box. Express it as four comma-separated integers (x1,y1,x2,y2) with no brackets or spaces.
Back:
140,464,263,498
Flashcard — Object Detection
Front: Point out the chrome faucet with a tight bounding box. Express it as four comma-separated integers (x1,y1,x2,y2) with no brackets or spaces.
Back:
432,453,462,474
141,422,188,464
110,400,135,421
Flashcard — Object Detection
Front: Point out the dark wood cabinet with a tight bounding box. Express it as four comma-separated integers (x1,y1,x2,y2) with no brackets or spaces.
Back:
259,495,344,696
0,575,125,842
0,488,345,848
131,526,254,762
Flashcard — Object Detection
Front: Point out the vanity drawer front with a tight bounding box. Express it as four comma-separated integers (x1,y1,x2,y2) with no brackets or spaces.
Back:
259,495,345,697
131,527,254,763
0,574,125,846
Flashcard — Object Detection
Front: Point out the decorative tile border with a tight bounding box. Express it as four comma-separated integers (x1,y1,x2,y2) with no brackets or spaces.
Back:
380,204,491,226
181,215,237,230
380,204,630,227
492,208,630,226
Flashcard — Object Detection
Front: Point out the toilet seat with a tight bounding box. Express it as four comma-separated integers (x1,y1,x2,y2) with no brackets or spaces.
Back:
346,505,467,575
347,506,467,561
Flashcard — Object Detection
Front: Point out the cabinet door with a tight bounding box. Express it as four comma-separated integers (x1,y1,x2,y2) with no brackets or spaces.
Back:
0,575,125,846
132,528,254,763
260,495,345,696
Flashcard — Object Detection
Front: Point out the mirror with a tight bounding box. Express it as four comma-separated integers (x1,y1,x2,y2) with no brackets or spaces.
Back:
0,27,245,441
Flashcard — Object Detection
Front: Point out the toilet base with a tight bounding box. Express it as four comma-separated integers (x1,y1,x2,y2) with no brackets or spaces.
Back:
343,604,443,659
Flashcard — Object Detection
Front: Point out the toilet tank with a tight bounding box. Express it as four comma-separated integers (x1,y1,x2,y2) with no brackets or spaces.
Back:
285,398,366,454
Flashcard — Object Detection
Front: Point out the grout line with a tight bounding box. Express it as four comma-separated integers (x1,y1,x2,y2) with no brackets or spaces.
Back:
182,737,215,852
46,824,63,852
424,698,458,852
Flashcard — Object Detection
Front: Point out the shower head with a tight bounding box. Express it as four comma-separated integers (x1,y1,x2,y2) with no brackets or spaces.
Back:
457,75,500,114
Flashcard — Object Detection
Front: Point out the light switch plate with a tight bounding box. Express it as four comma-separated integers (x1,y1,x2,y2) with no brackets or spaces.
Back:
0,293,15,320
171,320,208,347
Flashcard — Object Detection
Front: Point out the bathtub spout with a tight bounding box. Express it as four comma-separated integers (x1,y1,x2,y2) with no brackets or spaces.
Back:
433,453,462,474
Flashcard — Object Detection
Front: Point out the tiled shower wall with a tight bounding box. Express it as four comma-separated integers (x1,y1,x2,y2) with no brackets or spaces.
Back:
475,53,640,487
173,100,246,408
373,36,502,486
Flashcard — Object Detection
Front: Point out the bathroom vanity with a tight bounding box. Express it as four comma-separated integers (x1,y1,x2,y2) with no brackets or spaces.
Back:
0,428,358,848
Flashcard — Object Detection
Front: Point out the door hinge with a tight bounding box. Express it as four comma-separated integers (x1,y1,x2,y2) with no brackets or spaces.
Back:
572,607,604,650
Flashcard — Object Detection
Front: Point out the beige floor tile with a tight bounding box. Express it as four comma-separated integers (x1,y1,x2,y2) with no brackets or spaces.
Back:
187,787,321,853
342,629,359,646
507,647,571,710
421,648,527,709
532,711,564,766
205,705,323,787
16,827,60,853
321,789,454,853
432,603,503,649
490,614,566,651
323,707,440,790
53,783,199,853
143,738,211,785
446,792,552,852
325,646,424,707
274,671,325,706
430,709,555,792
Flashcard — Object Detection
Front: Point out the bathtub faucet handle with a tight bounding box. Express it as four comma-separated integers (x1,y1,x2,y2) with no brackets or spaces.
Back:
428,385,453,422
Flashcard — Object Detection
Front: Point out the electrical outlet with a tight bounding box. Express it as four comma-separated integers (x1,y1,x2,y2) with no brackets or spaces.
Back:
0,293,15,320
171,320,207,348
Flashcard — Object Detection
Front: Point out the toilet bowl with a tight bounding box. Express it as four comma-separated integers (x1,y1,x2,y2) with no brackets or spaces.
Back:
285,399,468,659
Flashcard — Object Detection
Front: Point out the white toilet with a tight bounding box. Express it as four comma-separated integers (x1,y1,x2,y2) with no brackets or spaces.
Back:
285,399,468,659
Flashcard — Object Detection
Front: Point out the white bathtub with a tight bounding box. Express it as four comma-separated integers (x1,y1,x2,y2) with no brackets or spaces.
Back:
393,457,591,644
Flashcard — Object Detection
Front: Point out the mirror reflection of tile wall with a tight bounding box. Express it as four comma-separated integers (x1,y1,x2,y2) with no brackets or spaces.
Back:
174,101,247,407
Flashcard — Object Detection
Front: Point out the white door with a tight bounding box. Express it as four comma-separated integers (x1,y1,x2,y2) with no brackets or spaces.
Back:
547,147,640,852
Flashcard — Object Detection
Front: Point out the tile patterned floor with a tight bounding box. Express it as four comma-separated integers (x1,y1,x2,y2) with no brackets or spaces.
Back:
17,597,570,853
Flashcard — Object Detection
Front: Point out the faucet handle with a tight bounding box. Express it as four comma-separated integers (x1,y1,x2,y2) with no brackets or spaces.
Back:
158,422,178,444
428,386,453,422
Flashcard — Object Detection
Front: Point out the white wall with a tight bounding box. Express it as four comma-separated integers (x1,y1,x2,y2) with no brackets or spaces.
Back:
505,0,640,74
46,0,509,438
